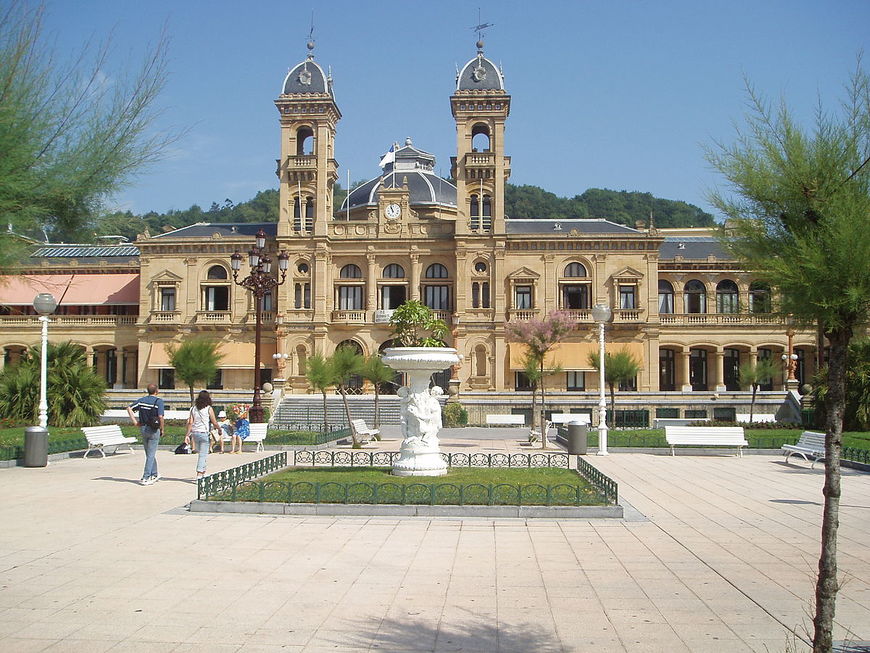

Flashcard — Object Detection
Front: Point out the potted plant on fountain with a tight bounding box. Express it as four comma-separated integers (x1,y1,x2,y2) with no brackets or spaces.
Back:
382,300,459,476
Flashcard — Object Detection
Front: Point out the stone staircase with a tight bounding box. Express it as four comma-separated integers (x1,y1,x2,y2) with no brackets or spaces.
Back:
271,394,402,430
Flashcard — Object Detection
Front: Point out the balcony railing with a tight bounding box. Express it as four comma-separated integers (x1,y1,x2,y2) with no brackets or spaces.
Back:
465,152,495,166
507,309,540,322
659,312,783,326
245,311,275,325
430,311,452,325
151,311,181,323
286,155,317,168
331,310,366,323
195,311,231,324
613,309,643,322
0,315,138,327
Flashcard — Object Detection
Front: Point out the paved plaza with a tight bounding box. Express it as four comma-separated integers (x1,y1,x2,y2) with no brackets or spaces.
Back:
0,436,868,652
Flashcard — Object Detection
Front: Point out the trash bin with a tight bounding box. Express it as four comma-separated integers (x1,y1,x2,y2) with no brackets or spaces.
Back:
566,421,588,455
24,426,48,467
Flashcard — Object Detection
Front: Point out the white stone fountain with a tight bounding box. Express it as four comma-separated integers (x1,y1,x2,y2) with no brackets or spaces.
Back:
380,346,460,476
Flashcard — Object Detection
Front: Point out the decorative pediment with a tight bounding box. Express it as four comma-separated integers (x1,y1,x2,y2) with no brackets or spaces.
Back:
611,266,644,281
506,266,540,281
150,270,183,284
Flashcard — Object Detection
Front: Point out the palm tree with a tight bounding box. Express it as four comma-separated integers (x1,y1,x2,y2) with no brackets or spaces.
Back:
588,348,642,427
0,341,106,427
360,354,394,431
330,345,365,446
305,353,335,433
738,358,779,422
167,339,224,404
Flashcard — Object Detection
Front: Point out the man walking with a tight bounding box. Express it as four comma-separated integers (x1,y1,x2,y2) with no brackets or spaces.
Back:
127,384,165,485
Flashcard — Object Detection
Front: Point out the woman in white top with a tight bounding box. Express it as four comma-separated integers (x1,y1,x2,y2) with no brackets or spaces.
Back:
185,390,220,479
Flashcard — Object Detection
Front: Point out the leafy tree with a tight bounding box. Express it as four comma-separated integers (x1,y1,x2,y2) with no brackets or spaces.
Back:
0,1,177,265
706,61,870,651
330,345,365,447
587,349,642,427
166,339,224,404
359,354,395,430
389,300,448,347
0,341,106,426
305,353,335,433
812,339,870,431
506,311,575,448
738,358,779,422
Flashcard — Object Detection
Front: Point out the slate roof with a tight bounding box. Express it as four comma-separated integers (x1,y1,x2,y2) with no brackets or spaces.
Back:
456,50,505,91
150,223,277,239
659,236,728,259
31,245,140,258
505,219,642,235
281,50,331,97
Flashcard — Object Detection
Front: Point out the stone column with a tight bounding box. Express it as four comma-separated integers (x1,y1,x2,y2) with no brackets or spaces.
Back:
714,348,727,392
366,253,378,314
679,347,692,392
409,252,421,301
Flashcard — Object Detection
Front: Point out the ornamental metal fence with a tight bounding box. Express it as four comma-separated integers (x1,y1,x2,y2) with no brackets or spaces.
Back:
197,451,287,499
576,456,618,504
290,450,570,469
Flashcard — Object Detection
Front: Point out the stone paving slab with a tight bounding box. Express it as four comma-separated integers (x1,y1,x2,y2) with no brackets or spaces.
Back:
0,443,868,652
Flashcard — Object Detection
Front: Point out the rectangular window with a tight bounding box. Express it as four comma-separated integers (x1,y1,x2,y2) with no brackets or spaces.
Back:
619,285,636,309
566,371,585,391
262,291,274,312
515,285,532,309
562,285,589,309
203,286,229,311
658,292,673,314
423,285,450,310
338,286,363,310
158,368,174,390
472,283,480,308
207,370,223,390
514,371,532,391
717,293,739,314
294,283,312,309
618,376,637,391
159,287,176,311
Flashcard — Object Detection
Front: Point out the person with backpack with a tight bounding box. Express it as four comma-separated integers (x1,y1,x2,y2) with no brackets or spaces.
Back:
126,384,165,486
185,390,221,479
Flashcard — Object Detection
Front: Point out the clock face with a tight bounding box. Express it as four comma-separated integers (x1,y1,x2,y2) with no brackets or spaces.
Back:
385,203,401,219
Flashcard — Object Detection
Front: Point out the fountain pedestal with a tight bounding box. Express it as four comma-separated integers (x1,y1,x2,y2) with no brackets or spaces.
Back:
381,347,460,477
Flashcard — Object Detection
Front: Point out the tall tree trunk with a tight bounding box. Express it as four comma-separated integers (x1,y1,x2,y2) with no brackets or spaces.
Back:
750,384,757,422
188,384,194,405
339,386,358,447
374,387,381,430
539,360,547,449
530,382,538,443
813,326,849,652
609,383,616,428
321,390,329,433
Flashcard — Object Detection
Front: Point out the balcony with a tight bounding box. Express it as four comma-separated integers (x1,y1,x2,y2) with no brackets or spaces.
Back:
245,311,275,325
151,311,182,324
507,309,541,322
331,310,366,323
195,311,231,324
430,311,452,325
286,155,317,169
564,310,592,324
0,315,138,328
613,309,643,322
464,151,495,167
659,313,783,326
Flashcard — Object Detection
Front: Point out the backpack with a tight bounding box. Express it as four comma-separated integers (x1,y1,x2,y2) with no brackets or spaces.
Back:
138,397,161,429
174,442,191,455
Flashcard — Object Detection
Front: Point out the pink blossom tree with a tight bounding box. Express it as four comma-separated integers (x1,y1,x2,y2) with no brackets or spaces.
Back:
506,311,575,448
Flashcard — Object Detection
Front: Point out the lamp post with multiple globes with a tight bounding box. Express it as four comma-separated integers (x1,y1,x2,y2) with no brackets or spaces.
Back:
32,293,57,429
230,229,289,423
591,303,612,456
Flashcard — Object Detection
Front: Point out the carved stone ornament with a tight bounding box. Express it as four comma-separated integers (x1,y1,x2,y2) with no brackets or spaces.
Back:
298,67,312,86
381,347,460,476
472,64,487,82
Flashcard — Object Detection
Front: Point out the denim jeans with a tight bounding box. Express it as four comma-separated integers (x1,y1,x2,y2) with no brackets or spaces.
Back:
141,427,160,479
193,431,210,473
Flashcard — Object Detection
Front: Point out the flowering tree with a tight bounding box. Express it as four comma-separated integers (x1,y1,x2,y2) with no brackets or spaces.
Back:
506,311,575,448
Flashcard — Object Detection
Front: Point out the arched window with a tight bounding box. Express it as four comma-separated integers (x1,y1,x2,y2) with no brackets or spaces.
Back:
383,264,405,278
658,280,674,314
475,345,487,377
716,280,739,313
296,126,314,155
296,345,307,376
684,280,706,313
471,123,491,152
425,263,448,279
340,264,362,279
749,282,771,313
207,265,228,280
564,262,588,277
202,266,229,311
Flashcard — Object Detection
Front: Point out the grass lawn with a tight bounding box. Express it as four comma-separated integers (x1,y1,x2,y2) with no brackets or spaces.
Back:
209,466,607,506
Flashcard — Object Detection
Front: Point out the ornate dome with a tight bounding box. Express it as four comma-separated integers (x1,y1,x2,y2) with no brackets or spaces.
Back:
281,42,332,96
341,138,457,212
456,41,504,91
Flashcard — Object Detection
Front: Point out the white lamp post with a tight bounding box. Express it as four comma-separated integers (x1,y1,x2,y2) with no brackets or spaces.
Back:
33,293,57,429
592,303,612,455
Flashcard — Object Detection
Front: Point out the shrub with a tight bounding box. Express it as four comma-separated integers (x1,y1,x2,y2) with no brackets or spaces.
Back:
442,402,468,427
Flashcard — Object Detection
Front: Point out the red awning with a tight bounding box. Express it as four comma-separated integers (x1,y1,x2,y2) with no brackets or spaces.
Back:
0,274,140,306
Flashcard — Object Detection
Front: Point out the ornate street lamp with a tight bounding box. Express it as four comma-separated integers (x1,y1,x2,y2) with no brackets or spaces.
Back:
592,303,612,455
33,293,57,428
231,229,289,423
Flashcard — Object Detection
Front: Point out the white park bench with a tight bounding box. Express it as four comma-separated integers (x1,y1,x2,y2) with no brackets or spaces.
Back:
350,419,380,443
81,425,137,459
486,414,525,427
664,425,748,457
781,431,826,468
243,423,267,452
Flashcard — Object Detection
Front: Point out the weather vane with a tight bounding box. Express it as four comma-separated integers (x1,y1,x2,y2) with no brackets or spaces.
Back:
470,8,494,42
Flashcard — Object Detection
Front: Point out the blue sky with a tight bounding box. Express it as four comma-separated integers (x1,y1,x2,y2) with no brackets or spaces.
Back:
41,0,870,219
